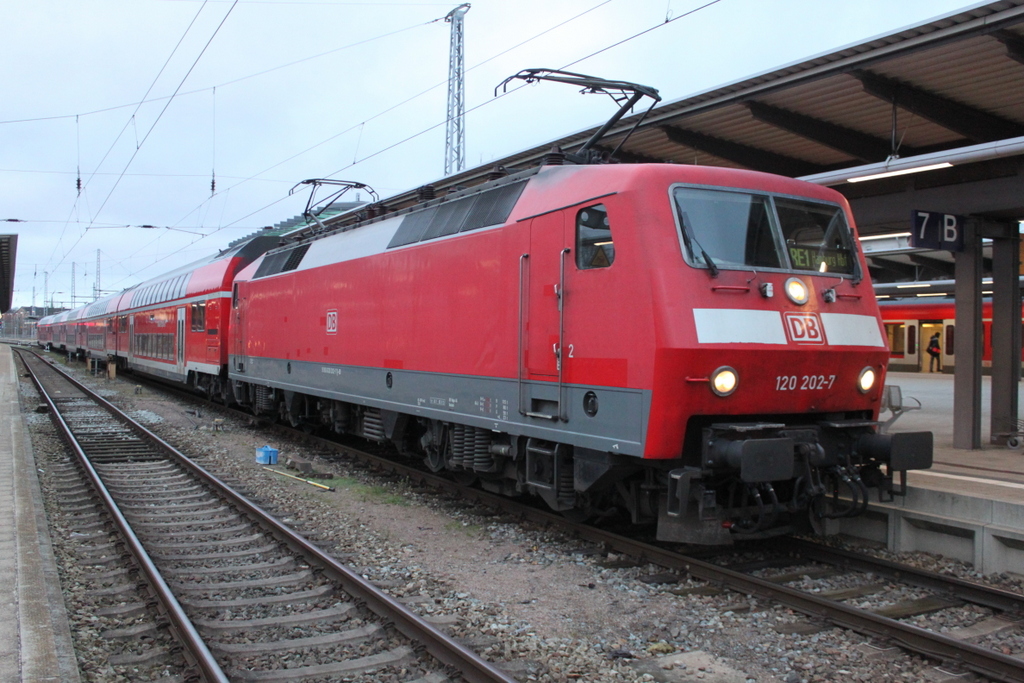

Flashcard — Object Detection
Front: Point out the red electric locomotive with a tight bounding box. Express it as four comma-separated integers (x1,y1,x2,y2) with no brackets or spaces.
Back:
225,162,933,543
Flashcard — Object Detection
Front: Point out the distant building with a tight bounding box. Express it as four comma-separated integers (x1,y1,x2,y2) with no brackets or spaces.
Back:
1,305,62,340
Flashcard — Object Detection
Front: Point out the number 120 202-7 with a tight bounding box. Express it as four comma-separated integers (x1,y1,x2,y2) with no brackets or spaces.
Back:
776,375,836,391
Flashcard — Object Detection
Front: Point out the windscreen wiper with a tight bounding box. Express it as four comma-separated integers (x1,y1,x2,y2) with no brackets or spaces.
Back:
678,209,718,278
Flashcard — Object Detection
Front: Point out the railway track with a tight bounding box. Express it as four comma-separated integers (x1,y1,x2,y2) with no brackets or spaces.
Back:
221,403,1024,681
37,351,1024,682
17,349,516,683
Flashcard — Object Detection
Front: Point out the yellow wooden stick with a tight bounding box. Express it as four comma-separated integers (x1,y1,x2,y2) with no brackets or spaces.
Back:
262,467,335,491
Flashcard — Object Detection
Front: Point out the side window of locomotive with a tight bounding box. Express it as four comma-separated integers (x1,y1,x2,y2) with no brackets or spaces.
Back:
673,188,780,269
775,198,856,275
576,204,614,269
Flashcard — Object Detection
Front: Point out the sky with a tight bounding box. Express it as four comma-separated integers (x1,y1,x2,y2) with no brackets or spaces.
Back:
1,0,988,310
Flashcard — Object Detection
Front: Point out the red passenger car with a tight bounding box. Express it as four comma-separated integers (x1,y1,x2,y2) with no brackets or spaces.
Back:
878,297,1024,373
37,236,277,398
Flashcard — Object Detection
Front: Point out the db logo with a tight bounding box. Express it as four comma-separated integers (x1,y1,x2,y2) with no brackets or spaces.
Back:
325,310,338,335
783,312,826,345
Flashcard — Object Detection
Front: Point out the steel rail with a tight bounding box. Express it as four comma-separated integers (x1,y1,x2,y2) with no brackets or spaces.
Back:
776,537,1024,615
258,429,1024,683
61,355,1024,682
22,351,517,683
17,351,229,683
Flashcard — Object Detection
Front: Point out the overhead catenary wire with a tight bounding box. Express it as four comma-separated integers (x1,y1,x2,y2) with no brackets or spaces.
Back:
322,0,725,178
51,0,727,297
167,0,616,237
211,86,217,196
53,0,240,279
0,18,441,127
151,0,722,274
87,0,240,227
48,0,215,272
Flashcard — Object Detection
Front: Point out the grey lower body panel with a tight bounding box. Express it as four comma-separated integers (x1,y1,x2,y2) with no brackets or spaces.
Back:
229,355,650,457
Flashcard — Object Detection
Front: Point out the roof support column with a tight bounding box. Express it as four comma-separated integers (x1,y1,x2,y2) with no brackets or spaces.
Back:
954,221,983,449
988,222,1021,444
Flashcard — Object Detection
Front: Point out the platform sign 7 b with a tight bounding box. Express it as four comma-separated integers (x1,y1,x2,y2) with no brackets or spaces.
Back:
911,211,965,252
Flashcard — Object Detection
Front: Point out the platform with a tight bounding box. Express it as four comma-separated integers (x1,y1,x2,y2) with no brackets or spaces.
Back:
837,371,1024,575
0,344,80,681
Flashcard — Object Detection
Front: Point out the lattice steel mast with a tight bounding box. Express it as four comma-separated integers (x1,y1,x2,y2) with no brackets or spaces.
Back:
444,3,470,176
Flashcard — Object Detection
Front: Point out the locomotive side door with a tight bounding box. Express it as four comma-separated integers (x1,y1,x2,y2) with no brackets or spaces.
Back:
232,283,245,372
521,211,570,419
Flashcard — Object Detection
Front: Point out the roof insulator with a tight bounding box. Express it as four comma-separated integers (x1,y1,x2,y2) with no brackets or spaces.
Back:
542,146,566,166
417,185,436,201
487,166,509,180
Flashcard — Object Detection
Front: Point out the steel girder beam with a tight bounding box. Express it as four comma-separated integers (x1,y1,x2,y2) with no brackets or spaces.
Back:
906,253,956,279
592,145,667,165
954,222,984,449
745,101,919,162
660,126,825,177
866,256,920,280
0,234,16,315
990,225,1021,443
994,30,1024,66
853,71,1024,143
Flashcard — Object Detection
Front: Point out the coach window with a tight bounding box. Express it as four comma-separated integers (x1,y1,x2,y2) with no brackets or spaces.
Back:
191,302,206,332
576,204,614,269
947,325,955,356
885,323,905,355
907,325,917,355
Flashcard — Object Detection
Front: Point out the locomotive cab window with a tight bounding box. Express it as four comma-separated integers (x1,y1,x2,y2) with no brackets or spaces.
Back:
775,198,856,275
672,185,857,277
576,204,614,269
673,188,780,270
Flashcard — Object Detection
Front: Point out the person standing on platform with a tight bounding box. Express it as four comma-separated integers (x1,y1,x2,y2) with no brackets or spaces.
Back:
927,332,941,372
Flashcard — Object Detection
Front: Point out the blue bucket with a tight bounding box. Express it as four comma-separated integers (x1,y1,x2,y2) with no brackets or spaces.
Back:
255,445,278,465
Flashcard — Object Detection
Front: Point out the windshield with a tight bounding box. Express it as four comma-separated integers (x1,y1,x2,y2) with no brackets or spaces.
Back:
673,186,857,276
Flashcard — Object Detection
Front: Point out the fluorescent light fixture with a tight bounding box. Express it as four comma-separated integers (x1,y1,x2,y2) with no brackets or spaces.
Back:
859,232,911,242
916,292,947,297
847,162,953,183
896,283,931,289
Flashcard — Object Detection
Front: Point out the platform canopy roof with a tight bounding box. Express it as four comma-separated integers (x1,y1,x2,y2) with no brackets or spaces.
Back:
378,0,1024,253
0,234,16,314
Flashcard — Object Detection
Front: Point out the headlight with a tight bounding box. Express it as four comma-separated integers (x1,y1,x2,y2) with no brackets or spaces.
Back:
858,366,876,393
711,366,738,397
785,277,809,305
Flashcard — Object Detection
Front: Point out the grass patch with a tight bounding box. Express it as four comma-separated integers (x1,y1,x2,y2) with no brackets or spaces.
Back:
322,477,409,505
444,520,481,536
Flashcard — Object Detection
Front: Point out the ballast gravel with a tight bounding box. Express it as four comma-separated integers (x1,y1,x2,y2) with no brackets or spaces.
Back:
24,356,1024,682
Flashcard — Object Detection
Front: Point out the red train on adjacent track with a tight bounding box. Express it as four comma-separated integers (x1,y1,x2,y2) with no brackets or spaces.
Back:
877,297,1024,374
37,162,933,543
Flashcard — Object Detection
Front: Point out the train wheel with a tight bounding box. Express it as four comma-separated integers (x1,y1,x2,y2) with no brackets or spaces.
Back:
561,508,591,524
561,493,595,523
423,446,445,473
